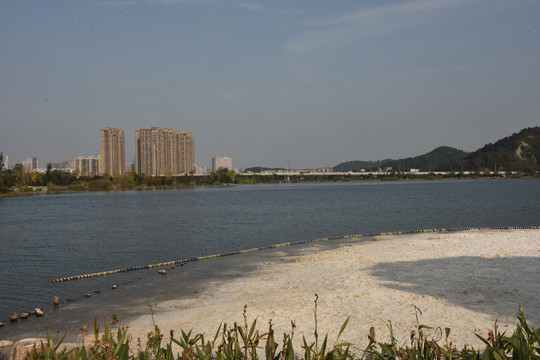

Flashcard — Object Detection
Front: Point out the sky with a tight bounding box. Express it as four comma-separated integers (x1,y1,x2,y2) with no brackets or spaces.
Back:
1,0,539,170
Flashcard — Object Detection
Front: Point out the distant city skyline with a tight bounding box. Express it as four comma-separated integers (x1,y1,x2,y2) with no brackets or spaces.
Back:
2,124,539,172
1,1,539,168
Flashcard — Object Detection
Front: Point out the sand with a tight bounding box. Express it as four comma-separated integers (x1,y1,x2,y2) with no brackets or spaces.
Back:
124,229,540,352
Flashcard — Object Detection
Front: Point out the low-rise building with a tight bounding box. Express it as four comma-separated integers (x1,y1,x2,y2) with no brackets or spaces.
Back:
74,156,101,176
212,156,232,172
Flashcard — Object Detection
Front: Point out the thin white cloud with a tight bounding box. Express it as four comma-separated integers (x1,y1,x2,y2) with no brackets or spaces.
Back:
92,0,211,5
237,2,264,11
145,0,212,3
91,0,138,5
285,0,466,56
236,2,299,15
285,28,344,56
372,62,480,81
327,0,466,25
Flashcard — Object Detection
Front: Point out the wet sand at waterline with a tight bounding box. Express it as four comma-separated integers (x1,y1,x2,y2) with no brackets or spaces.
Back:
126,229,540,351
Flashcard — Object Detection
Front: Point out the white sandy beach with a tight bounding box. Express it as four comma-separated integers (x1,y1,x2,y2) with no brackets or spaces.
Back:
124,229,540,352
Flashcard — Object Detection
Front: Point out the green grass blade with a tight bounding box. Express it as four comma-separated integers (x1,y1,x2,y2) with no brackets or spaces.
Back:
337,317,349,340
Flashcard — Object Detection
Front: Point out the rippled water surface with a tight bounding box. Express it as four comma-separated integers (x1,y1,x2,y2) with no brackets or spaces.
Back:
1,179,539,338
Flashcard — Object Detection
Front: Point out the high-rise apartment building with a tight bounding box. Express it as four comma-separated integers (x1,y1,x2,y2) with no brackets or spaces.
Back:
212,156,232,172
74,156,100,176
100,128,125,176
135,127,194,176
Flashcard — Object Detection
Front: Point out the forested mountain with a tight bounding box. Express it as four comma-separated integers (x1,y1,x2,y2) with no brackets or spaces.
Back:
381,146,468,172
460,126,539,174
333,147,467,173
332,126,540,174
333,160,391,172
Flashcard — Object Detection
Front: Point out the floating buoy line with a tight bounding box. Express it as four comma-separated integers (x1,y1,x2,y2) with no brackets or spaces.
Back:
51,225,540,284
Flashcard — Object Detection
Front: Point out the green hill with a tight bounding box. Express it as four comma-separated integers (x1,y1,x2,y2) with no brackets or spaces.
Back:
333,147,467,172
332,126,540,174
461,126,540,174
381,146,468,172
333,159,391,172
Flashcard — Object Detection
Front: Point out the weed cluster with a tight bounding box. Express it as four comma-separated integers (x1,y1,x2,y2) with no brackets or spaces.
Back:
27,303,539,360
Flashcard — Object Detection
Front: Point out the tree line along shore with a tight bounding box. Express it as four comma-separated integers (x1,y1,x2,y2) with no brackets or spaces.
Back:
1,168,539,197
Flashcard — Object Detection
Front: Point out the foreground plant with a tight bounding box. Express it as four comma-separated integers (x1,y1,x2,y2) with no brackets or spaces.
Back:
28,325,75,360
26,303,539,360
301,294,352,360
475,305,540,360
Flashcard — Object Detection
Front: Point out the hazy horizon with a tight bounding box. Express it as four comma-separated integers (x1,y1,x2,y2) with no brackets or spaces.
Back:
1,0,539,169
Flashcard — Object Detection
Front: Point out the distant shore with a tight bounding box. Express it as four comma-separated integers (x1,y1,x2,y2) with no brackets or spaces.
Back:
2,174,539,199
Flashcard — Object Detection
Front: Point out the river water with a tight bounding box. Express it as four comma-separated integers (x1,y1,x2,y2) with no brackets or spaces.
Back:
0,179,539,339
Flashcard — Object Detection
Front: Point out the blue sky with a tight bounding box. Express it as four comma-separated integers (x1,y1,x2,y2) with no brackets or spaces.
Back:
1,0,539,169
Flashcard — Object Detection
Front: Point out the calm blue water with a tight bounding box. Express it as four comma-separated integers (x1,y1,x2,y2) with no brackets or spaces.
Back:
0,179,539,338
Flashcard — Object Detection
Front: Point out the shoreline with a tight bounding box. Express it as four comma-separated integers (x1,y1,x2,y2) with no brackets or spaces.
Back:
1,228,539,354
2,176,539,200
125,228,540,351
